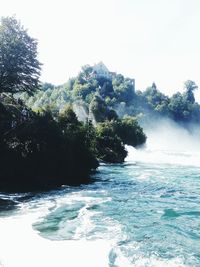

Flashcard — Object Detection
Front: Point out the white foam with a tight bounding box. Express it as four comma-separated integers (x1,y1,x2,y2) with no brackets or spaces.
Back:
132,255,186,267
73,204,95,239
113,247,186,267
126,145,200,167
0,213,110,267
0,193,114,267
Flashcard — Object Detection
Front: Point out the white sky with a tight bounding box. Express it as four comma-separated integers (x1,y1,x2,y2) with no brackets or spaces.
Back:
1,0,200,101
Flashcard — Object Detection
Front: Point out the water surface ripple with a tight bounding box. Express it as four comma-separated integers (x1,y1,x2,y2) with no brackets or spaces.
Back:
1,157,200,266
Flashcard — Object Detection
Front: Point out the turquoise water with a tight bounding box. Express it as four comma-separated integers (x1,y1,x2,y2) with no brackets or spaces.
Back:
0,142,200,266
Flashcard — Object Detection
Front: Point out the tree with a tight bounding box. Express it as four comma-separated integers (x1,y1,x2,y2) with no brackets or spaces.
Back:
112,76,135,103
95,122,127,163
0,16,41,94
89,95,109,122
183,80,198,104
58,105,79,127
142,84,170,116
114,116,147,147
41,82,55,91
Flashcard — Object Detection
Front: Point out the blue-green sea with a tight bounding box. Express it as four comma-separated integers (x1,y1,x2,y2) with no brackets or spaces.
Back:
0,127,200,267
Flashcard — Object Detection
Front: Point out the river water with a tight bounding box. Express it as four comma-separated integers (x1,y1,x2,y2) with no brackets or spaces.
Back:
0,126,200,267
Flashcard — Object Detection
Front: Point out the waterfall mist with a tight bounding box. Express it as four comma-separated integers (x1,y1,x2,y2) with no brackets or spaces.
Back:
126,118,200,167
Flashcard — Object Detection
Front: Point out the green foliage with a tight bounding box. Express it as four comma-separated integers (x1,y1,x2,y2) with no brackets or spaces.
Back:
1,97,147,190
0,16,41,94
0,101,98,192
79,65,94,80
143,83,170,112
184,80,198,92
96,122,127,163
71,74,99,103
113,116,147,147
112,75,135,103
19,63,137,121
167,83,200,123
58,105,79,126
89,95,118,123
99,79,114,98
41,82,55,91
133,80,200,124
94,116,146,163
183,80,197,104
89,95,109,122
20,85,72,114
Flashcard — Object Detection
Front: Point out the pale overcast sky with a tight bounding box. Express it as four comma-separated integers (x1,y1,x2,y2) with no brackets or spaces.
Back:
1,0,200,100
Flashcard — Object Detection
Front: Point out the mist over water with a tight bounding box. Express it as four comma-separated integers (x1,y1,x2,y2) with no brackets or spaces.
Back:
145,118,200,152
0,119,200,267
126,118,200,167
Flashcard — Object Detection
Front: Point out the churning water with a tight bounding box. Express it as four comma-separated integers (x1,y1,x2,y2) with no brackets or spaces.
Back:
0,127,200,267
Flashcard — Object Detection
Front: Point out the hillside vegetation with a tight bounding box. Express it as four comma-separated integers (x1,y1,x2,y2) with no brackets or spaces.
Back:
21,66,200,126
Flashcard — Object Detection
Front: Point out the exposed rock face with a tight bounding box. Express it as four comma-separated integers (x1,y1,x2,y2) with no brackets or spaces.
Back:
73,101,89,123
